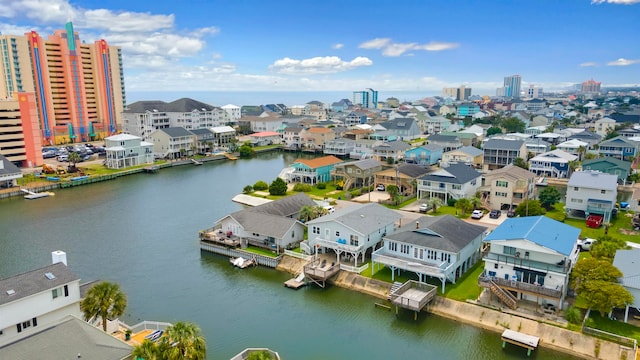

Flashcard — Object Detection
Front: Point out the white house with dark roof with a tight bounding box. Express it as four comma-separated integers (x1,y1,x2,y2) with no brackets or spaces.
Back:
612,248,640,323
480,216,581,310
378,118,422,140
0,251,81,347
427,134,462,152
372,215,487,292
104,133,154,169
304,203,402,266
416,163,482,201
555,139,588,156
0,154,22,187
565,170,618,223
149,126,197,159
528,149,577,178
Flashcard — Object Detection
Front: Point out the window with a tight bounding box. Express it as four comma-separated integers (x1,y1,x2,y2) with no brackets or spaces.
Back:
503,246,517,256
389,242,397,251
571,198,583,204
312,226,320,235
495,191,507,197
574,187,579,191
601,190,606,194
496,180,508,187
52,288,59,299
400,244,410,254
350,235,359,246
335,231,340,237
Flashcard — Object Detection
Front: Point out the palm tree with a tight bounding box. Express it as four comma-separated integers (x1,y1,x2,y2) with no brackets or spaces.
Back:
68,151,81,172
427,197,443,214
132,339,159,360
159,322,206,360
470,196,483,210
455,198,472,216
81,281,127,332
577,145,586,161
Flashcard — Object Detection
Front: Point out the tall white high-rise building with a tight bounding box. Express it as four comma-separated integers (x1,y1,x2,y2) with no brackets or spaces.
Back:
503,75,522,98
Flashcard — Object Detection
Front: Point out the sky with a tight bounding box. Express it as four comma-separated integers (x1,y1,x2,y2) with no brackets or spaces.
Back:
1,0,639,102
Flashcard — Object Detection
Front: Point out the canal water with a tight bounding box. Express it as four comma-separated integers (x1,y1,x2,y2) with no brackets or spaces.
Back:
0,152,579,360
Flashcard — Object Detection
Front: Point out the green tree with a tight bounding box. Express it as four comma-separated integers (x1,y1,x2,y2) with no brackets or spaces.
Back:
486,127,502,136
590,235,630,260
514,199,545,217
247,350,277,360
604,128,619,140
584,152,598,160
238,142,254,158
512,157,529,170
132,339,159,360
582,280,634,317
577,146,586,161
500,117,526,133
242,185,253,194
81,281,127,332
428,197,443,214
158,322,206,360
469,196,482,210
253,180,268,191
455,198,472,216
538,186,561,210
269,177,288,196
386,184,400,204
570,258,622,293
68,151,81,172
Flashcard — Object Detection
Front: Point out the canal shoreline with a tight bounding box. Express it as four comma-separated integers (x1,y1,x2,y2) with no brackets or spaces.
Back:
277,255,630,360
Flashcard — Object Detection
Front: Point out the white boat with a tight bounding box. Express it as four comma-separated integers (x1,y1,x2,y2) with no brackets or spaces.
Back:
230,257,257,268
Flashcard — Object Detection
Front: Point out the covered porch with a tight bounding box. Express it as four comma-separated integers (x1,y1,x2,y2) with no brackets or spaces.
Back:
371,249,455,293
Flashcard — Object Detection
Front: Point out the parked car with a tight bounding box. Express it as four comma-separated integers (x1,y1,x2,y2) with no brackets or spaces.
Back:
577,238,597,251
507,209,516,217
376,184,385,191
323,206,335,214
57,154,69,162
489,210,501,219
42,150,56,158
419,203,429,213
471,210,484,219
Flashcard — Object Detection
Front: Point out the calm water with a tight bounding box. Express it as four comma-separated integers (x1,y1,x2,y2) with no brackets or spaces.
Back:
0,152,579,360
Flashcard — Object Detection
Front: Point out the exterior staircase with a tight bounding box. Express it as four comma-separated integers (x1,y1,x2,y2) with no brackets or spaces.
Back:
343,177,354,191
489,280,517,309
388,281,403,300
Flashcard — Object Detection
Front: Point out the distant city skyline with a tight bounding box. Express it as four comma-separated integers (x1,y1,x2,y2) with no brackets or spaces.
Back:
1,0,639,95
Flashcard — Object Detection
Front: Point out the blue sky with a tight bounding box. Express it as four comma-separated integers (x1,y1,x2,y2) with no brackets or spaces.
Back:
1,0,639,98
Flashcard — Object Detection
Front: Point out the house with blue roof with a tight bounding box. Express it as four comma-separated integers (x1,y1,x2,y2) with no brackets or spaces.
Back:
479,216,581,310
404,144,443,166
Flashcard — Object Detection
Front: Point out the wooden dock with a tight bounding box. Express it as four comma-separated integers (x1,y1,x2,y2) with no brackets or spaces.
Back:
284,273,306,289
389,280,437,320
303,259,340,288
224,153,238,160
501,329,539,356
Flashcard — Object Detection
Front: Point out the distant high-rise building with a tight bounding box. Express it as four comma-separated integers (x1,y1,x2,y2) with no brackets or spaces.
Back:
503,75,522,98
581,79,601,94
0,22,125,145
525,84,544,99
352,88,378,109
442,85,471,101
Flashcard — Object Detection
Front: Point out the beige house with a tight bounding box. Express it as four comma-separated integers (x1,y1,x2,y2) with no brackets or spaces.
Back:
300,127,335,150
594,117,616,137
330,158,383,190
375,164,431,195
481,164,535,211
150,127,197,159
441,146,484,169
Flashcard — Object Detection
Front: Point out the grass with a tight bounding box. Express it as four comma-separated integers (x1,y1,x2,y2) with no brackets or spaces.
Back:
587,312,640,343
241,246,279,258
429,205,470,219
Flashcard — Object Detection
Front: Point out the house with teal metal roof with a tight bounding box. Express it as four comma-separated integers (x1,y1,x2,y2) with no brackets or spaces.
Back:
582,157,631,184
479,216,580,310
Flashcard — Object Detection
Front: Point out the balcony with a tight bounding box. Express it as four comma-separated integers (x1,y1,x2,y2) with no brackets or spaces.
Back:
479,276,562,299
483,252,570,274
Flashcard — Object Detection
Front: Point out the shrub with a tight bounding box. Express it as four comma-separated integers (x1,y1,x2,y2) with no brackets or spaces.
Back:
564,306,582,324
547,211,566,222
350,189,361,197
293,183,312,192
316,183,327,190
447,198,457,207
242,185,253,194
253,180,268,191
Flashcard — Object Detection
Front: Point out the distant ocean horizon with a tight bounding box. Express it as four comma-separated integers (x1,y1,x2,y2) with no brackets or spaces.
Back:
125,90,440,107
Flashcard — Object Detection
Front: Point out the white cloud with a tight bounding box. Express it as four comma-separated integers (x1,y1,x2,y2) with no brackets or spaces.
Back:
591,0,640,4
0,0,76,23
579,62,598,67
607,58,640,66
78,9,174,32
332,43,344,50
359,38,459,57
269,56,373,75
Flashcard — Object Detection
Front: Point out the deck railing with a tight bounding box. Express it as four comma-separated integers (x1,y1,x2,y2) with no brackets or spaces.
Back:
339,262,369,274
478,276,562,299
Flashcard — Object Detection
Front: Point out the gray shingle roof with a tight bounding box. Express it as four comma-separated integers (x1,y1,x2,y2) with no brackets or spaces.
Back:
483,139,525,150
125,98,215,113
455,145,483,157
420,144,444,152
0,154,21,176
229,211,300,239
397,164,432,178
335,158,381,171
0,262,79,306
306,203,401,235
248,193,316,217
419,163,481,184
372,140,410,151
190,128,213,136
381,118,416,130
428,134,458,142
385,215,486,252
159,127,194,138
567,170,618,190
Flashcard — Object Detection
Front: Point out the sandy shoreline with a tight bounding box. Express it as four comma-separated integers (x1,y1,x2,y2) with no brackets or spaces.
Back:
277,256,636,360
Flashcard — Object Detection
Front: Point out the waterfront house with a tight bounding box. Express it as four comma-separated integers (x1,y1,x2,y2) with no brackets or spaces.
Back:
555,139,588,156
427,134,462,152
372,140,410,162
190,128,216,154
612,248,640,323
598,136,639,161
372,215,487,292
582,157,631,184
481,164,535,211
528,149,577,178
480,216,581,310
330,158,382,191
105,133,154,169
290,155,343,184
375,164,432,196
209,125,237,150
404,144,443,166
242,112,283,133
440,146,484,169
304,203,401,266
565,170,617,223
300,127,336,151
416,163,481,202
349,138,382,159
150,126,198,159
282,126,303,150
215,194,314,252
323,138,356,157
482,139,527,170
249,131,282,146
0,154,22,187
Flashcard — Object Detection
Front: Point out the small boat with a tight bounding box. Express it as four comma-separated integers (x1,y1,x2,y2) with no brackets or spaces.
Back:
230,257,257,268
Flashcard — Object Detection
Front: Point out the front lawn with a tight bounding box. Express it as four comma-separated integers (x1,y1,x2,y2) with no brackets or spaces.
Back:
587,312,640,343
241,246,279,258
429,205,470,219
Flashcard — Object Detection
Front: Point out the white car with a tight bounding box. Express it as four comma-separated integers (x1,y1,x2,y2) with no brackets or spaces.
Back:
471,210,484,219
578,238,596,251
419,204,429,213
376,184,385,191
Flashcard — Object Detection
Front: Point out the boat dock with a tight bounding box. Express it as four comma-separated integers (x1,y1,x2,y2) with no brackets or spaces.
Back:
284,273,307,289
389,280,437,320
230,256,257,268
501,329,539,356
21,188,54,199
303,258,340,288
